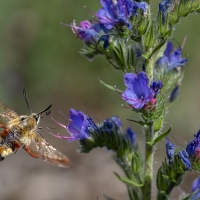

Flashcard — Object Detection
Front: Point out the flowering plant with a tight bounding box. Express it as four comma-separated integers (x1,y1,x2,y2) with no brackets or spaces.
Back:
51,0,200,199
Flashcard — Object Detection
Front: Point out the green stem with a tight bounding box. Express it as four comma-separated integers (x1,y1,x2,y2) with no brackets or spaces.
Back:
145,58,154,82
142,121,154,200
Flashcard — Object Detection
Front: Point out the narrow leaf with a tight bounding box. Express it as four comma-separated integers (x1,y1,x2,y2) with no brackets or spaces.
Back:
114,172,143,187
127,119,150,126
99,79,122,92
148,126,172,146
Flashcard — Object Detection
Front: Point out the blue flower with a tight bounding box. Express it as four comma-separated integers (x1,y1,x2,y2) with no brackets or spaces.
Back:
101,116,122,132
70,20,109,43
50,109,90,142
126,128,136,144
159,0,172,23
112,116,122,127
121,72,155,109
191,177,200,200
101,120,113,132
194,130,200,139
165,137,175,163
186,130,200,158
156,42,187,72
96,34,110,49
178,150,192,170
132,1,149,15
150,80,163,95
169,85,179,102
186,140,197,157
96,0,133,29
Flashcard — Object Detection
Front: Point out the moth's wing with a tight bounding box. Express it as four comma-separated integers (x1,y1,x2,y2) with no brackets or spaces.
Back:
0,101,19,125
24,132,71,168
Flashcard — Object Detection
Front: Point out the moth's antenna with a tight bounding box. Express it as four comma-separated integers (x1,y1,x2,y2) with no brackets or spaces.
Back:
37,105,52,115
23,88,32,114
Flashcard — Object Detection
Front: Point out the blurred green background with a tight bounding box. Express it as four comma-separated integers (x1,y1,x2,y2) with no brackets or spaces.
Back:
0,0,199,199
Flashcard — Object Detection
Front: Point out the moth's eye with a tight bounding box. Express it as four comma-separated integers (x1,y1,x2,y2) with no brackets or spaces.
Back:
20,117,26,121
34,115,40,122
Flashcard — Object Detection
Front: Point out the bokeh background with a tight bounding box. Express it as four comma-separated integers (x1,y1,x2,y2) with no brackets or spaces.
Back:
0,0,199,199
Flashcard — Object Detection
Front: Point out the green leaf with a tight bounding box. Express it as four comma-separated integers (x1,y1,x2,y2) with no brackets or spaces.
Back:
181,193,194,200
127,119,150,126
156,156,186,200
114,172,143,187
148,126,172,146
99,79,122,92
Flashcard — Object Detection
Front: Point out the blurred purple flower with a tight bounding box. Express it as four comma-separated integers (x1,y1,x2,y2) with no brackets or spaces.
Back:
186,140,197,157
96,0,133,29
50,109,90,142
159,0,172,23
132,1,149,15
102,116,122,132
156,42,187,72
178,150,192,170
96,0,148,30
126,128,136,144
121,72,155,109
165,137,175,163
150,80,163,95
169,85,179,102
191,177,200,200
186,130,200,158
96,34,110,49
111,116,122,127
70,20,109,43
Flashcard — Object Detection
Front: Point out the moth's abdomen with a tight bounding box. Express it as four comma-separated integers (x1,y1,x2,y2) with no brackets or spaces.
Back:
0,128,21,159
0,145,13,158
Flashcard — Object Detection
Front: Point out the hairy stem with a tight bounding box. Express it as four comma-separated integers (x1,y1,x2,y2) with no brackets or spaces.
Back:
145,58,154,82
142,121,154,200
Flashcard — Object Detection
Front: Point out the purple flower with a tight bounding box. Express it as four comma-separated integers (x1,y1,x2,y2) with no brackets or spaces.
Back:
101,116,122,132
165,137,175,163
126,128,136,144
178,150,192,170
132,1,149,15
50,109,90,142
169,85,179,102
186,130,200,158
156,42,187,72
121,72,155,109
186,140,197,157
96,34,110,49
70,20,109,43
150,80,163,95
96,0,133,29
159,0,172,22
111,116,122,127
191,177,200,200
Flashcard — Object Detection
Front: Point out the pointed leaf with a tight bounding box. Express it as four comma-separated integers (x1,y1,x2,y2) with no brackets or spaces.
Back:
99,79,122,92
114,172,143,187
127,119,150,126
148,126,172,146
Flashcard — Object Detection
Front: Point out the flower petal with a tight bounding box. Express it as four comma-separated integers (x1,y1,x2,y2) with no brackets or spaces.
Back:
124,73,136,88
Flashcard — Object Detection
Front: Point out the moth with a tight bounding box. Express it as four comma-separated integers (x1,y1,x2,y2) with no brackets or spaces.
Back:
0,89,71,168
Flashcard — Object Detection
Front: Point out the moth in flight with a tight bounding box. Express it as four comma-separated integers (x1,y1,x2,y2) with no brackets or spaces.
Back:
0,89,71,168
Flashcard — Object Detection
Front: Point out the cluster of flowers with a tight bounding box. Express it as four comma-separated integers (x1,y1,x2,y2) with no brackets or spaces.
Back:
120,41,187,109
50,41,188,142
166,130,200,170
50,108,136,145
68,0,149,46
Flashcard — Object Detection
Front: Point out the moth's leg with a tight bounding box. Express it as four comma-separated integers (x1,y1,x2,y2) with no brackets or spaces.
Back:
23,145,40,158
